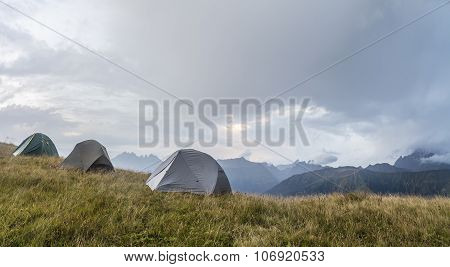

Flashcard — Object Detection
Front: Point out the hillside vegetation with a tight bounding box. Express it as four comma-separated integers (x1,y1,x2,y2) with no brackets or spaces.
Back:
267,167,450,197
0,143,16,158
0,156,449,247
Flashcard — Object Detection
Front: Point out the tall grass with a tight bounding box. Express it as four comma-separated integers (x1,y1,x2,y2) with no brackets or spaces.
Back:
0,143,16,158
0,157,449,246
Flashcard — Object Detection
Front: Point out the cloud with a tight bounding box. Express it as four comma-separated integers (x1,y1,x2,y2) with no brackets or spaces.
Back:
422,153,450,165
0,104,140,157
0,0,449,165
239,150,252,160
313,154,339,165
0,105,78,150
0,22,144,91
0,105,75,130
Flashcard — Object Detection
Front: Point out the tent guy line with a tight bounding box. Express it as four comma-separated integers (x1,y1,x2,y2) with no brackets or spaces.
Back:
0,1,349,191
1,0,435,193
0,0,192,108
261,0,450,106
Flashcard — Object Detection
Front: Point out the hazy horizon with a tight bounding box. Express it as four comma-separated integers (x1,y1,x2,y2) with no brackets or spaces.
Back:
1,0,449,167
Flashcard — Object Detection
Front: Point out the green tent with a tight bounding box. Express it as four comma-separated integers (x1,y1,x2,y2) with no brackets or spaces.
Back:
13,133,59,157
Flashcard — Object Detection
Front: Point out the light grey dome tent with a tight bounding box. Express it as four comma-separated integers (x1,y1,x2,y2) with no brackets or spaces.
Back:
61,140,114,172
146,149,232,195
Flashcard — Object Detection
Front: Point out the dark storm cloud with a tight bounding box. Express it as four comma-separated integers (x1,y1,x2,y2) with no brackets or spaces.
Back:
0,0,449,165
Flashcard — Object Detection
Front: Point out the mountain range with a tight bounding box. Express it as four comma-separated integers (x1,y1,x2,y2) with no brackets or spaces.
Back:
217,158,325,193
394,150,450,172
217,158,279,193
365,163,405,173
111,152,161,173
112,149,450,196
267,167,450,197
112,152,326,193
267,150,450,197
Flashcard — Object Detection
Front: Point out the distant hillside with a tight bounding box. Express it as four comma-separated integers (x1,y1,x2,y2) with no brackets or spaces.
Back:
366,163,405,173
0,142,16,158
276,160,324,180
112,152,161,173
267,167,450,197
0,157,448,246
218,158,279,193
217,158,324,193
395,149,450,172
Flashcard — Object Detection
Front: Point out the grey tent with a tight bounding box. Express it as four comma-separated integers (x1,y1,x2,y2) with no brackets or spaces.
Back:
13,133,59,157
61,140,114,172
146,149,232,195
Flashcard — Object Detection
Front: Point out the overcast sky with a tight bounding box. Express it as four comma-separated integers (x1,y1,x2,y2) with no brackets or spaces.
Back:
1,0,449,166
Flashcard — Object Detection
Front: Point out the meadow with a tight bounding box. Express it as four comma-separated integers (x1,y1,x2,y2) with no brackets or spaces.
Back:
0,155,448,246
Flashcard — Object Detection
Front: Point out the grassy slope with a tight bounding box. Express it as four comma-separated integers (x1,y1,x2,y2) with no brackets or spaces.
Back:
0,143,16,158
0,156,449,247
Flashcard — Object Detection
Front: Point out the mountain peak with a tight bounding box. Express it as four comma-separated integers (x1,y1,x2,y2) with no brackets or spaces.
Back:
394,149,450,172
410,149,435,159
112,152,161,172
366,163,405,173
